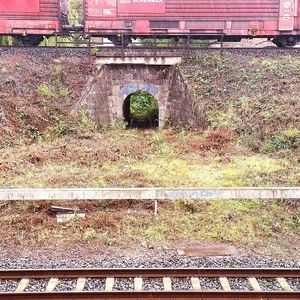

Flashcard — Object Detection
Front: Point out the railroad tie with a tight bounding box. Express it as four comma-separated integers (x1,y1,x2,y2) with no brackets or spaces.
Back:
191,277,201,291
219,277,232,291
134,277,143,292
163,277,172,291
248,277,262,292
15,278,30,292
75,277,86,292
45,278,59,292
277,277,293,292
105,277,115,292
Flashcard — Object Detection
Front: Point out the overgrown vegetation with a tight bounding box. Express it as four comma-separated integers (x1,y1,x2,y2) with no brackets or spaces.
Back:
130,91,159,121
0,196,299,258
180,53,300,154
0,52,299,259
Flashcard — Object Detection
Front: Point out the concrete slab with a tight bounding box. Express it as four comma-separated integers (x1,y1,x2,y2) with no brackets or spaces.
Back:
95,56,182,66
0,188,299,201
181,244,237,257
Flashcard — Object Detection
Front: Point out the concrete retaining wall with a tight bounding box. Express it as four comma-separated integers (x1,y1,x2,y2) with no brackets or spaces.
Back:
1,188,299,201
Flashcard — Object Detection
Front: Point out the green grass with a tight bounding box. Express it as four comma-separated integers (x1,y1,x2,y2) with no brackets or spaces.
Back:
0,129,298,188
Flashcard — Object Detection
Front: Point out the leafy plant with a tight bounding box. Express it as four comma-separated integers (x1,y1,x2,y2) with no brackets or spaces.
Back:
37,83,55,98
54,121,69,137
130,91,158,120
76,110,95,134
261,128,300,153
83,228,97,241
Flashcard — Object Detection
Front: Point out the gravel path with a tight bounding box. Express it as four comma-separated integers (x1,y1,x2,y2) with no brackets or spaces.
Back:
83,278,105,291
0,280,19,292
228,278,251,291
0,253,298,292
257,278,282,291
54,279,76,292
24,279,48,292
113,278,134,291
143,278,164,291
172,278,192,291
0,47,89,59
0,254,299,269
200,277,222,291
287,278,300,291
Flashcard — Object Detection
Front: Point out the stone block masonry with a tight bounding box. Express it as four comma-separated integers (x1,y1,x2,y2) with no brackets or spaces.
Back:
74,63,205,128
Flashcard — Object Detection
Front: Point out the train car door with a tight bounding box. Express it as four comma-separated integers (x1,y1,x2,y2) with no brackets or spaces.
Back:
279,0,295,30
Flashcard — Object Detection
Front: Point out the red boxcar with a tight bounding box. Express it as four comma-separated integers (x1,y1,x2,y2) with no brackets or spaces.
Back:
84,0,300,47
0,0,67,45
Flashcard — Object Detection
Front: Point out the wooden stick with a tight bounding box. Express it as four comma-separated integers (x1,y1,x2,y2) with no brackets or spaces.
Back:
191,277,201,291
277,277,293,292
248,278,262,292
219,277,231,291
163,277,172,291
105,278,114,292
45,278,59,292
75,278,86,292
15,279,30,293
134,277,143,292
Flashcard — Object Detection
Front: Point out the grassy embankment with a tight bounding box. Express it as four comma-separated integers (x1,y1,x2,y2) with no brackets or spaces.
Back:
0,52,299,258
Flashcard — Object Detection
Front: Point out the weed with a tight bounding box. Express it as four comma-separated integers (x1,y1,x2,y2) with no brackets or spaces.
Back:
37,83,55,98
54,121,69,137
261,128,300,153
145,222,168,241
52,64,63,81
59,88,71,98
76,110,96,134
83,228,97,241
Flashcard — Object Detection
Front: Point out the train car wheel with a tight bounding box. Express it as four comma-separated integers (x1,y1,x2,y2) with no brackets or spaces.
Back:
14,35,44,47
109,36,131,47
273,36,298,48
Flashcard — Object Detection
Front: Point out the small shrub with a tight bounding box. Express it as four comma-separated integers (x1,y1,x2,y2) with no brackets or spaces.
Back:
59,88,71,98
83,228,97,241
145,222,168,241
261,128,300,153
130,91,158,120
53,65,63,80
54,121,69,137
76,110,96,134
37,83,55,98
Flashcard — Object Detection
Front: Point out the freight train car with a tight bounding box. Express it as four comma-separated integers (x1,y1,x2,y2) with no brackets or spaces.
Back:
84,0,300,47
0,0,68,46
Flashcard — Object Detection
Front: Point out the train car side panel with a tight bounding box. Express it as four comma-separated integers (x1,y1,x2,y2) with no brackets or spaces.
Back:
0,0,40,13
84,0,300,42
0,0,61,35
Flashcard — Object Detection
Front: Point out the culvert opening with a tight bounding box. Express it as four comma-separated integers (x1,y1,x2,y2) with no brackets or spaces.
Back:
123,91,159,129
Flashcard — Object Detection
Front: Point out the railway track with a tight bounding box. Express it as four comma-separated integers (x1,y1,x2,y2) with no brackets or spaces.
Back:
2,45,300,57
0,268,300,299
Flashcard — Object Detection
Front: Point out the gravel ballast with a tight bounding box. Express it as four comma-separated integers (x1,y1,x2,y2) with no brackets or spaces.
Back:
228,278,251,291
84,278,105,291
0,253,298,292
0,254,299,269
54,279,76,292
143,278,164,291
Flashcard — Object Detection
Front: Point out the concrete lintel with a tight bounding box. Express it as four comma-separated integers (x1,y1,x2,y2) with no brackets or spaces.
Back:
95,56,182,66
0,188,299,201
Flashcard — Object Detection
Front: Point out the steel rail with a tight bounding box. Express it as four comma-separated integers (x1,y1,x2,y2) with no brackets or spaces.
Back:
1,290,300,300
0,268,300,300
0,268,300,278
2,45,300,52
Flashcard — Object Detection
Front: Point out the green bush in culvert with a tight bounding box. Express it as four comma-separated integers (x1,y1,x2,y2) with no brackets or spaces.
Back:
130,91,158,120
